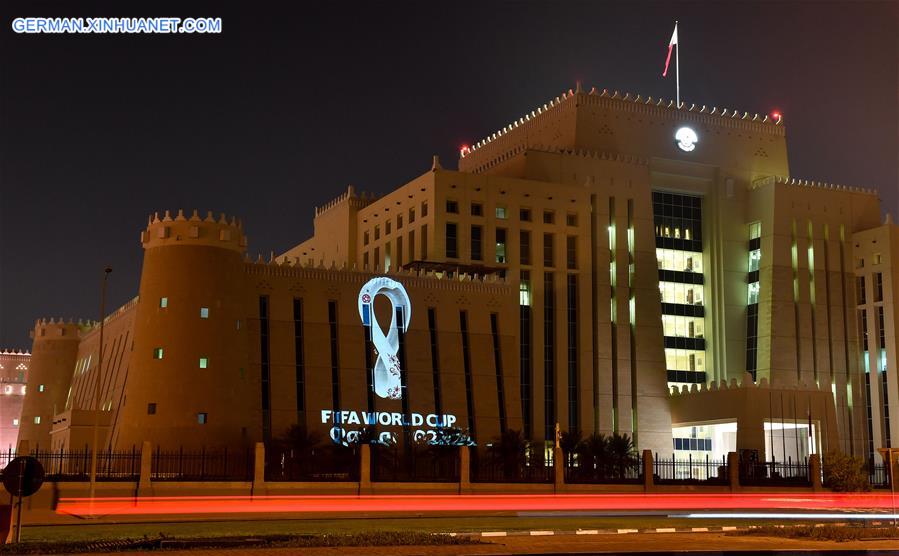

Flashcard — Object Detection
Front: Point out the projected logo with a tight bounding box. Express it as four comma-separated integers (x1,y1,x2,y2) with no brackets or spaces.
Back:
675,126,698,152
358,276,411,400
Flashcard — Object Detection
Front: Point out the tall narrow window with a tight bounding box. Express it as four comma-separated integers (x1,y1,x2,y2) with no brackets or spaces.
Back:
422,201,428,217
428,308,442,417
495,228,507,264
471,225,483,261
544,272,555,441
259,296,271,443
421,224,428,259
543,233,554,267
328,301,341,434
408,230,416,262
857,276,867,305
200,307,209,319
520,230,531,266
445,222,458,258
567,274,578,434
159,297,168,308
409,207,416,224
396,236,403,268
460,311,476,441
874,272,883,302
566,236,577,270
520,279,533,438
293,298,306,425
490,313,507,433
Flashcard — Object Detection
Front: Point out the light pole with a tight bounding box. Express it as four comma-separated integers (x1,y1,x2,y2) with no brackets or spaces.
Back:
89,267,112,501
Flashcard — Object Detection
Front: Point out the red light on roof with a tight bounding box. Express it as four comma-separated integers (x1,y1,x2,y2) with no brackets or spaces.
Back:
771,111,782,121
459,145,470,157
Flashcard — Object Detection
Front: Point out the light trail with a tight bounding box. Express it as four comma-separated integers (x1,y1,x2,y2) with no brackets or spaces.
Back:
55,492,899,518
685,512,899,520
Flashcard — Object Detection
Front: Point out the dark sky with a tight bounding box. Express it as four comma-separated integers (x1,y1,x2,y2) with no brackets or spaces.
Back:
1,1,897,349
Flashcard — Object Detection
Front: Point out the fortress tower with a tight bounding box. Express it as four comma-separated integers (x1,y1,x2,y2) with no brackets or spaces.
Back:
16,319,81,451
114,210,255,449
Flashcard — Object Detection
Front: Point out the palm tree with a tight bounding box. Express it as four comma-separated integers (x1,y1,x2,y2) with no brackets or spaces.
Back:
559,430,583,467
277,424,322,457
576,433,608,479
606,432,638,479
488,429,529,480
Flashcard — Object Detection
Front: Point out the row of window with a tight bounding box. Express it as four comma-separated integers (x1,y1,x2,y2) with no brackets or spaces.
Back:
152,348,208,369
146,402,208,423
445,200,578,226
673,437,713,451
857,253,883,268
857,273,884,305
659,281,704,306
445,225,579,269
656,248,703,273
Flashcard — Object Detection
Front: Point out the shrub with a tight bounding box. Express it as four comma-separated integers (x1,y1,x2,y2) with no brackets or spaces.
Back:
822,450,871,492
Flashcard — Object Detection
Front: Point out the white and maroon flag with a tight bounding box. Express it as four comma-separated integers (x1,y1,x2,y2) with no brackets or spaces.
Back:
662,23,678,77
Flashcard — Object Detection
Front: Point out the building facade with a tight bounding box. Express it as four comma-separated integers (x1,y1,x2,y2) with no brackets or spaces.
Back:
0,349,30,452
14,85,896,464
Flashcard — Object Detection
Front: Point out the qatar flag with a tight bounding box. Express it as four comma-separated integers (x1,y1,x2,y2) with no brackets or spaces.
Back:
662,23,678,77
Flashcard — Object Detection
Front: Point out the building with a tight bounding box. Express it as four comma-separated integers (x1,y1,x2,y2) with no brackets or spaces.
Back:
15,85,896,465
0,349,30,452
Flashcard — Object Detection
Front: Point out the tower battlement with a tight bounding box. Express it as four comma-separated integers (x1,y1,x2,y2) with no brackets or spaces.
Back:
29,318,83,341
141,209,247,253
314,185,376,217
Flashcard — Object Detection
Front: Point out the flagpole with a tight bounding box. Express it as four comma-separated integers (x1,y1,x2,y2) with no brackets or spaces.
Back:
675,20,680,108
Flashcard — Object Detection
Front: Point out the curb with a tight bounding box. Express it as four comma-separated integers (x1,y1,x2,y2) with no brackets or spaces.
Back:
452,522,893,538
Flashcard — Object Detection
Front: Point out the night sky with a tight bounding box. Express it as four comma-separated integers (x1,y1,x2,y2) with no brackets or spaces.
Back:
1,1,896,349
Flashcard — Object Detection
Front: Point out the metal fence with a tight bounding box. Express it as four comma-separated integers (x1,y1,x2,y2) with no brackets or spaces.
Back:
371,445,459,482
470,450,554,483
265,446,359,482
869,463,891,489
0,447,141,481
564,453,642,484
653,454,727,484
740,456,810,486
151,446,252,481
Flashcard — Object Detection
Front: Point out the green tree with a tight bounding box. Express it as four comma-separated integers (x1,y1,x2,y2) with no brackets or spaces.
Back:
488,429,529,479
606,432,638,479
559,430,583,467
822,451,871,492
576,433,609,477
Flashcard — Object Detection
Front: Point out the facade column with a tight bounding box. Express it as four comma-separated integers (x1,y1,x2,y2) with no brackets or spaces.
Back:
459,446,470,493
252,442,265,492
138,440,152,494
809,453,822,491
553,446,564,492
642,449,654,492
727,451,740,492
358,443,371,494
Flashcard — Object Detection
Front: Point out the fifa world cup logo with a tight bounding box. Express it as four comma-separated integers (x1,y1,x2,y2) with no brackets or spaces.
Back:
358,277,411,400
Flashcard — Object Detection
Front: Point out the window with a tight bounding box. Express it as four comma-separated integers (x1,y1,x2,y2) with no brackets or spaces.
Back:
471,202,483,216
519,270,531,306
748,249,761,272
519,208,531,222
421,224,428,259
747,282,760,304
520,230,531,266
199,357,209,369
12,419,18,427
363,231,370,246
857,257,865,269
153,347,164,359
873,253,882,265
147,403,157,415
446,200,459,214
422,202,428,217
495,206,507,219
38,384,44,393
566,236,577,269
543,233,554,267
236,319,241,330
874,272,883,302
445,222,458,258
375,225,382,241
374,247,380,268
197,412,208,424
543,210,555,224
409,207,415,223
200,307,209,319
857,276,867,305
566,213,578,227
386,220,391,235
159,297,168,308
397,214,403,229
470,225,483,261
496,228,507,264
34,416,41,425
363,251,370,268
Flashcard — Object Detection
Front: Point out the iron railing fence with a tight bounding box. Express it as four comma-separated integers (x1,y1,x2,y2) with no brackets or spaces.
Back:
564,453,643,484
151,446,252,481
739,456,810,486
653,454,728,485
470,450,554,483
0,447,141,481
371,445,460,482
868,462,891,489
265,446,359,482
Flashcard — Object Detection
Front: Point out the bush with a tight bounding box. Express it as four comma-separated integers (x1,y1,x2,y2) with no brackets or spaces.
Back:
822,450,871,492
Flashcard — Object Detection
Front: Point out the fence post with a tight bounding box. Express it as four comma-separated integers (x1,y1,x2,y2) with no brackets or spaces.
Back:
358,443,371,495
642,450,654,492
138,441,152,494
553,445,564,493
727,451,740,492
809,454,822,491
458,446,470,494
252,442,265,493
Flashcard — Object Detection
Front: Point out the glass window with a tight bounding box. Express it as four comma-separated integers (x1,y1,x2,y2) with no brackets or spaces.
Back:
520,230,531,266
198,412,208,424
363,231,370,246
199,357,209,369
749,221,761,240
659,282,704,305
496,206,507,219
153,347,164,359
147,403,157,415
748,249,761,272
200,307,209,319
446,200,459,214
386,220,391,235
445,222,458,258
543,210,555,224
874,272,883,302
38,384,45,392
519,270,531,306
857,276,866,305
656,248,703,273
471,203,483,216
422,202,428,217
496,228,507,264
566,213,578,227
566,236,577,269
662,315,706,338
470,225,482,261
159,297,168,308
543,233,554,267
374,225,380,240
747,282,760,304
397,215,403,229
873,253,882,265
409,207,415,223
34,416,41,425
665,348,706,371
520,208,531,222
12,419,18,426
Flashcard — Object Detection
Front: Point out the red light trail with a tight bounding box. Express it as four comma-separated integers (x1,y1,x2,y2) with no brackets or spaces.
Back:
56,492,898,518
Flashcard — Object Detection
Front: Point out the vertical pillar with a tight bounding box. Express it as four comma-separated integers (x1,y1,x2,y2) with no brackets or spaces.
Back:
459,446,470,494
358,443,371,494
252,442,265,490
553,446,564,492
809,454,822,491
727,451,740,492
138,441,152,493
642,450,654,492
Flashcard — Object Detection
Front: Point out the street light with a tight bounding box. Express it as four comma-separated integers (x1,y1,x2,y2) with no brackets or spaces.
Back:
88,267,112,501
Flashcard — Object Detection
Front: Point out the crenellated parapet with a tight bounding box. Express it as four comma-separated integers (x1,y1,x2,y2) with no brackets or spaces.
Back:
141,209,247,253
30,318,87,341
314,185,376,218
751,175,879,196
667,373,831,397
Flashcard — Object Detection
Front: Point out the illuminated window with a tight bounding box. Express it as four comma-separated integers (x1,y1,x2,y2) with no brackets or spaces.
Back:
200,307,209,319
12,419,18,427
496,228,507,264
471,202,483,217
159,297,168,308
519,270,531,306
34,416,41,425
38,384,45,393
873,253,882,265
748,249,761,272
446,200,458,214
748,282,760,304
495,206,507,219
147,403,157,415
198,412,208,424
199,357,209,369
153,347,164,359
